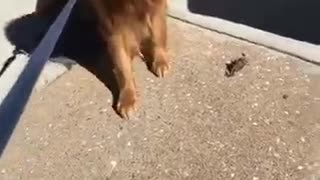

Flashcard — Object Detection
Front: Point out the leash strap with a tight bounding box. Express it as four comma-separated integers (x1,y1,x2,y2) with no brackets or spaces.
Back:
0,0,77,157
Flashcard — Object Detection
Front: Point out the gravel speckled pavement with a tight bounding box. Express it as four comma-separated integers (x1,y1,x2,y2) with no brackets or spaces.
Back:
1,18,320,180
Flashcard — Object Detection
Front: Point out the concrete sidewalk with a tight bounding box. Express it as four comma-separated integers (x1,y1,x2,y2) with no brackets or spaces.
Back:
1,18,320,180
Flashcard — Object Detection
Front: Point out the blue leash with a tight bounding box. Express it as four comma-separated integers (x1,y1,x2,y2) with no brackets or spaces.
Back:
0,0,77,157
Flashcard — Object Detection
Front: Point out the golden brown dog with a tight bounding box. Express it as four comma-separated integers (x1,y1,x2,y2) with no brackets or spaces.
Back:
34,0,170,119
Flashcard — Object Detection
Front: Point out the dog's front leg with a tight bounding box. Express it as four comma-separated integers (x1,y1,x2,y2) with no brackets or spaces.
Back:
147,0,170,78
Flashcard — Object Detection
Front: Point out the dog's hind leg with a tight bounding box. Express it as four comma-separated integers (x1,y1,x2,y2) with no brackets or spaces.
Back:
103,32,138,119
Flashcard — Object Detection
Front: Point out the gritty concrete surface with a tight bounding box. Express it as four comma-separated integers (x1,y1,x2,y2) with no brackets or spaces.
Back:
1,18,320,180
0,0,72,102
168,0,320,65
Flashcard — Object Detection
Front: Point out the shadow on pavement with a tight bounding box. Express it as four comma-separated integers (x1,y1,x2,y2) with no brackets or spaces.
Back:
187,0,320,44
4,3,119,102
0,1,119,156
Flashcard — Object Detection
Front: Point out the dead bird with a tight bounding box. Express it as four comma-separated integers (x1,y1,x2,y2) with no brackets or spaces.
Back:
225,53,248,77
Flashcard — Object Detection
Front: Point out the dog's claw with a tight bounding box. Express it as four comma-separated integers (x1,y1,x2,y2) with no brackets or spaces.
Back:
138,51,144,59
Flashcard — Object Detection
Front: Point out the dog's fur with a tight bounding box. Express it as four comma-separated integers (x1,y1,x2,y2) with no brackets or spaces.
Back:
34,0,170,119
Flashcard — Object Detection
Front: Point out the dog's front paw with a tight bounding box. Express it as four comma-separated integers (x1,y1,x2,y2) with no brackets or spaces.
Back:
152,50,170,78
117,88,137,119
